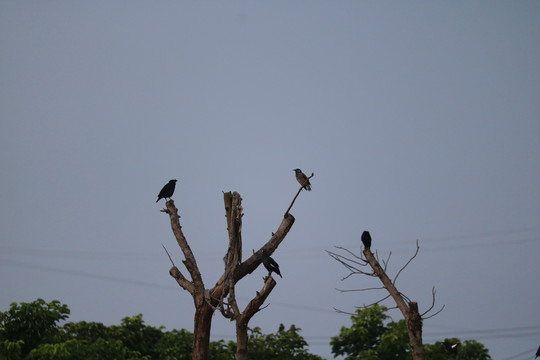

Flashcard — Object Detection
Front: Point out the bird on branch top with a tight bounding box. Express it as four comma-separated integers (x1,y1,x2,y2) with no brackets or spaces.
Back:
294,169,311,191
156,179,178,203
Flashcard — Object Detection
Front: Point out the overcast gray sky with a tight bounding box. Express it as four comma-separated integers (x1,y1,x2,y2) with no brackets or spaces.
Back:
1,2,540,359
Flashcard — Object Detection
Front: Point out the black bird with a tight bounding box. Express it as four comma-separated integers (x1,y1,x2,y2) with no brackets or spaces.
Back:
262,250,282,278
293,169,311,191
443,340,460,354
361,231,372,249
156,179,178,203
536,345,540,358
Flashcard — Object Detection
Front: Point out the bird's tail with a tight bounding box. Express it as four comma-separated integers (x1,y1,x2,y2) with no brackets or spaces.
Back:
156,198,160,203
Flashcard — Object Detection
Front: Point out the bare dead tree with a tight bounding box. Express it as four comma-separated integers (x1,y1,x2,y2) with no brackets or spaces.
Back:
328,238,444,360
161,175,313,360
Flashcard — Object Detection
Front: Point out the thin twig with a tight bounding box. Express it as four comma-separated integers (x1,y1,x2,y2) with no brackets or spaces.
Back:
400,292,412,303
420,287,445,319
335,286,385,292
330,255,368,274
355,294,393,309
422,304,445,319
162,244,175,266
330,247,366,263
333,307,356,316
393,240,420,285
421,286,437,315
381,252,392,272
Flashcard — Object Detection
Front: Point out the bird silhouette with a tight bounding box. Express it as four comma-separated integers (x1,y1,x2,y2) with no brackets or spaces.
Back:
361,231,372,249
443,340,460,354
293,169,311,191
156,179,178,203
262,249,282,278
536,345,540,358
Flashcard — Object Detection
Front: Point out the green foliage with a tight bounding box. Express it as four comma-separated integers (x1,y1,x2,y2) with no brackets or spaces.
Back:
153,329,193,360
0,339,24,360
378,319,411,359
56,321,110,343
26,338,147,360
0,299,70,358
247,325,324,360
1,298,492,360
457,340,491,360
330,304,403,360
425,338,491,360
108,314,163,358
208,339,235,360
331,305,491,360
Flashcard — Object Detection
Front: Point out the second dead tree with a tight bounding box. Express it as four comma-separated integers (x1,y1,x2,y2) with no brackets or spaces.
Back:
328,236,444,360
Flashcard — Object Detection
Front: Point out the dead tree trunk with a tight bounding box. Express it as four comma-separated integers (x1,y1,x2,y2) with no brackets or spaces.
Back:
192,301,214,360
363,247,426,360
329,237,443,360
224,275,276,360
162,180,310,359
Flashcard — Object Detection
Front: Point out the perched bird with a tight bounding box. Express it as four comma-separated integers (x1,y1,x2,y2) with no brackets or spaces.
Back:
262,249,282,278
293,168,311,191
361,231,372,249
443,340,460,354
156,179,178,203
536,345,540,358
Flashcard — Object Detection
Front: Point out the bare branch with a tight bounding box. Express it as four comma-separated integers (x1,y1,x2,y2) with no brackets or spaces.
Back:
226,278,241,321
420,287,445,319
354,294,393,308
333,307,356,316
381,252,392,272
162,244,175,266
332,246,366,261
329,254,368,276
393,240,420,285
164,200,205,296
238,275,276,325
285,173,314,216
422,304,445,320
420,286,437,316
335,286,385,292
169,266,195,294
257,303,271,311
362,247,410,317
233,214,295,280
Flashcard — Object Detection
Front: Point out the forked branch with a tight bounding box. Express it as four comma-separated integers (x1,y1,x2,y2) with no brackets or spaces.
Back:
393,240,420,285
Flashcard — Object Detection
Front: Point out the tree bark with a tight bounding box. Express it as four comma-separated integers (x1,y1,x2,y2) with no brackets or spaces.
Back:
236,322,249,360
407,302,425,360
192,301,214,360
363,248,426,360
233,276,276,360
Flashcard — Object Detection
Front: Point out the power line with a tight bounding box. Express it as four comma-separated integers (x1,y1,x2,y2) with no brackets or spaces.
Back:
500,346,539,360
4,256,538,342
1,231,539,263
427,324,540,336
0,258,335,314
